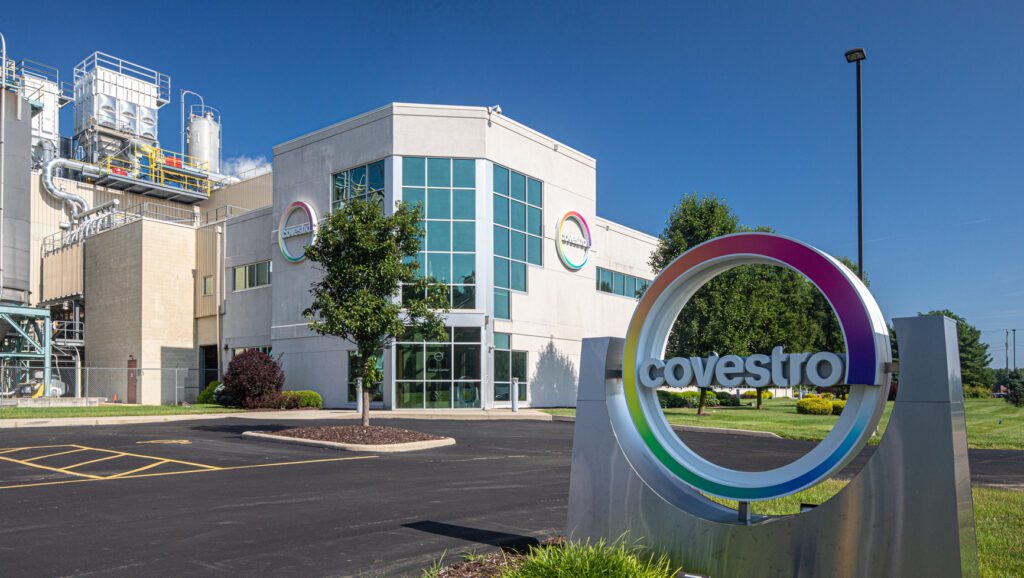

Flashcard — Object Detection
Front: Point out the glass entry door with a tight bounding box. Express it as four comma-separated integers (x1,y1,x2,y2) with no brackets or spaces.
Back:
493,333,528,406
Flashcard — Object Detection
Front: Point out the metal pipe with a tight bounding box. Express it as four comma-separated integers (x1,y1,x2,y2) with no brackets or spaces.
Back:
75,198,119,220
180,90,204,158
215,225,223,380
1,31,7,301
42,157,95,219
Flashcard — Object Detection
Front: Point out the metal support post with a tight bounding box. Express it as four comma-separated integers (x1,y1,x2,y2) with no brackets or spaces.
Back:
511,377,519,412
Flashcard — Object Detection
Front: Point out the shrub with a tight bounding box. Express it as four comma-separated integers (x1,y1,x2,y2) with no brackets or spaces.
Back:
222,350,285,407
804,392,820,399
832,399,846,415
244,391,299,410
283,390,323,408
741,389,773,400
197,380,220,405
658,389,718,409
717,392,741,406
213,383,237,407
796,397,833,415
821,392,835,400
963,385,992,399
508,539,678,578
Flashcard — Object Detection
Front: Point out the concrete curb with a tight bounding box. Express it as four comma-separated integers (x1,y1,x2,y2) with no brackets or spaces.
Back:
0,408,556,429
547,415,782,439
242,430,457,453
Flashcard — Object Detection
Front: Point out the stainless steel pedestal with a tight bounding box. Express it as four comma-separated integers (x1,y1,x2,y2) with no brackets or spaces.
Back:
567,316,978,577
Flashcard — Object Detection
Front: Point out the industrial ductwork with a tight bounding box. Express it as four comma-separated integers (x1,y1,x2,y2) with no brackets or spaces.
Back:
42,158,95,219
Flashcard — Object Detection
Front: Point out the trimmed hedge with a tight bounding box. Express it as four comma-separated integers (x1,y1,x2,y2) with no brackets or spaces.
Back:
796,397,833,415
820,392,835,400
741,389,774,400
197,380,220,405
284,390,323,408
658,389,717,409
831,399,846,415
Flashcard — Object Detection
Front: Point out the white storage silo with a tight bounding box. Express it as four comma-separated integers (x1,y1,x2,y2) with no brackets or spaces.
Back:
187,108,220,173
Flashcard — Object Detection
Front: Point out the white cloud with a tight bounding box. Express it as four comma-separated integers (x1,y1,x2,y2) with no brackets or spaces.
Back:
221,154,272,179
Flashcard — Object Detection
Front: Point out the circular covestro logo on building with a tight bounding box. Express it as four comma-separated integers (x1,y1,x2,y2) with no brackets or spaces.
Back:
556,211,592,271
278,201,318,263
611,233,891,503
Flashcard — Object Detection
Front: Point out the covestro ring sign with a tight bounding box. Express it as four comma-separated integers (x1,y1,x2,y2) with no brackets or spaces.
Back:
279,201,318,263
611,233,891,502
556,211,591,270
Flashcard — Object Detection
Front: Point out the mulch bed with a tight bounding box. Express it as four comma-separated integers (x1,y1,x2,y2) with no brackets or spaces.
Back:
273,425,445,445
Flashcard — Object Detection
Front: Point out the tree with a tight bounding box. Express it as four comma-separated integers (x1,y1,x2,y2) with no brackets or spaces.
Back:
1006,370,1024,407
919,310,994,390
304,198,449,426
649,193,842,413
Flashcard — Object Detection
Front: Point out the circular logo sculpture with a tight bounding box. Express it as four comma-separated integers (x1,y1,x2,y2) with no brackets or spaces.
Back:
556,211,592,271
612,233,891,502
278,201,318,263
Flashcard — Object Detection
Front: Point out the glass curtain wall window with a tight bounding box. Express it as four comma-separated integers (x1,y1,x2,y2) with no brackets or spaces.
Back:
401,157,477,309
493,164,543,320
347,351,384,403
332,160,386,211
395,327,482,409
596,267,650,299
233,261,272,291
493,332,529,403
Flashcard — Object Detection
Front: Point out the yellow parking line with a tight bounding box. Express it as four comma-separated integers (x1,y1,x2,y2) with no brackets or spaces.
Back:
0,455,104,480
0,455,378,490
92,448,220,471
64,454,125,470
105,460,169,479
22,448,88,463
0,445,72,455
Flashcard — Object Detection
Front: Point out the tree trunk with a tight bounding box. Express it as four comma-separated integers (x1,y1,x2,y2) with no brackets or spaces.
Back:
361,387,371,427
697,388,707,416
756,387,764,410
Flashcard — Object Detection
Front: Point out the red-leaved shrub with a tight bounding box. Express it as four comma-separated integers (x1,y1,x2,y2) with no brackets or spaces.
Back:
222,350,285,407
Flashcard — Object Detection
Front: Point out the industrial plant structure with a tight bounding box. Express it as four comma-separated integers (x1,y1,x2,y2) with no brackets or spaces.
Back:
0,43,657,409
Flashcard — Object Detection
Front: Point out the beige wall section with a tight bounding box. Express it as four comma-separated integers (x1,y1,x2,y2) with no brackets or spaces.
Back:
139,219,197,404
84,219,196,405
31,173,193,305
196,172,273,218
195,225,219,318
84,220,143,400
41,244,83,302
196,316,217,347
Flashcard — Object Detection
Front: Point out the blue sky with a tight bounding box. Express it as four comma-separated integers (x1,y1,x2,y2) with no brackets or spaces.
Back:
3,1,1021,365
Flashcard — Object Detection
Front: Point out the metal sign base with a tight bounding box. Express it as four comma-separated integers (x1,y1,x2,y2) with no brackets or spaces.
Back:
567,316,978,577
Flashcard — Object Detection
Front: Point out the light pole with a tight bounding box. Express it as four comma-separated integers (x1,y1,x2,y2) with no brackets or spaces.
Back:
845,48,866,280
1014,329,1017,371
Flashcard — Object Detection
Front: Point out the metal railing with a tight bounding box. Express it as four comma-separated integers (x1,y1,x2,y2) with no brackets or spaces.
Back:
52,320,84,343
102,141,211,196
73,52,170,105
42,202,199,254
201,204,248,225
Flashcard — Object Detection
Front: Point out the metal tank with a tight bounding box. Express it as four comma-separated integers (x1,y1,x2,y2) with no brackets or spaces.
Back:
187,106,220,173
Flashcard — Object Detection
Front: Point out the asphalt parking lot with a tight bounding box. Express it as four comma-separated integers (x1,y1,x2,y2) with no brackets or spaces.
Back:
0,418,1020,576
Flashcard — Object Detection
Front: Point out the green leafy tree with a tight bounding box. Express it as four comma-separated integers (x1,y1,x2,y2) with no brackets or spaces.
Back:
918,310,994,390
649,193,841,413
304,198,449,426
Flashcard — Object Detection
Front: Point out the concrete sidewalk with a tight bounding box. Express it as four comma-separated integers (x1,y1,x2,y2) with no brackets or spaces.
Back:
0,408,560,429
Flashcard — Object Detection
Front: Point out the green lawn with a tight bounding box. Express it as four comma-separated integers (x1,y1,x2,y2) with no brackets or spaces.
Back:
0,404,243,419
708,481,1023,578
544,398,1024,450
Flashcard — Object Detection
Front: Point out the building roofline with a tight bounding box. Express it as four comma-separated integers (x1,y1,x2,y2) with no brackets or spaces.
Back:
595,215,659,243
272,103,595,167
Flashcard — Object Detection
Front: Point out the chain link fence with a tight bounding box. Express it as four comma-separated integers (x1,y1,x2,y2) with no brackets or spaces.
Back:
0,366,204,405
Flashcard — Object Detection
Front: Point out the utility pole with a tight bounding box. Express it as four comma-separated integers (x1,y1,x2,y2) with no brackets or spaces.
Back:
1014,329,1017,371
1006,330,1011,373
